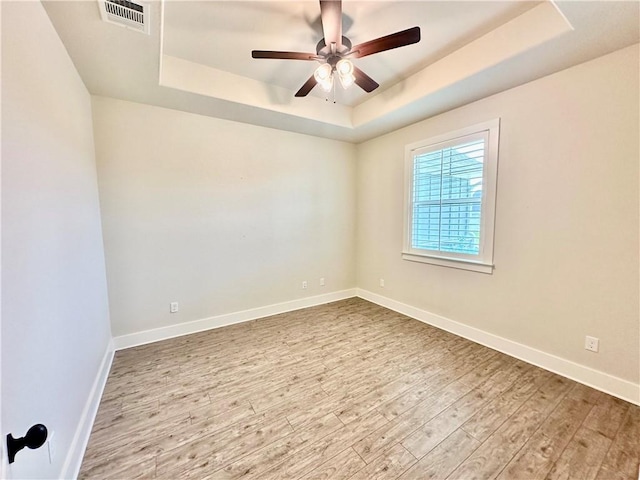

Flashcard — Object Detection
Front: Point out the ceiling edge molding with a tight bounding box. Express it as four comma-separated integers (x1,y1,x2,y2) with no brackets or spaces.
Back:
157,0,573,140
159,55,353,128
353,1,574,129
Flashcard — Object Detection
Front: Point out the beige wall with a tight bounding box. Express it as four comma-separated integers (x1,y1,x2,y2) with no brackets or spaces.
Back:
1,2,112,478
92,97,356,337
356,44,639,384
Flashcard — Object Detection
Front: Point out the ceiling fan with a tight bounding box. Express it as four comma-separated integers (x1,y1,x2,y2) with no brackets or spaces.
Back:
251,0,421,98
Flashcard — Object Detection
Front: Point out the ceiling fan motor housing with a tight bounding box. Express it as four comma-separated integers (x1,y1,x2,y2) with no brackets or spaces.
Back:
316,36,352,59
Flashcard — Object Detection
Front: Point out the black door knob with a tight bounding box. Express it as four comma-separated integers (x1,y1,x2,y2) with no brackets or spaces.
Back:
7,424,48,464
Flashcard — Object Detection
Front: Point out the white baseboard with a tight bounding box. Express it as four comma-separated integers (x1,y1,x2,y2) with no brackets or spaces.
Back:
113,289,358,350
357,289,640,406
60,340,115,480
110,287,638,405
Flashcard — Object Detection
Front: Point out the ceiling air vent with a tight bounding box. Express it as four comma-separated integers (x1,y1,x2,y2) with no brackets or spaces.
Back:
98,0,150,35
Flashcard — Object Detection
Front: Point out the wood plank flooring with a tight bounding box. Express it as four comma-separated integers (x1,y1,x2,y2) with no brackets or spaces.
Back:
79,298,640,479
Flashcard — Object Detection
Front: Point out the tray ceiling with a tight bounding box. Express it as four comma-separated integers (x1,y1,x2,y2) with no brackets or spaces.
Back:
43,1,640,143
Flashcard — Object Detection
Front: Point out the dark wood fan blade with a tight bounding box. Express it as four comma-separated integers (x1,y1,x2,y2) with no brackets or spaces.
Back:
351,26,420,59
320,0,342,49
252,50,319,61
295,75,317,97
353,66,379,93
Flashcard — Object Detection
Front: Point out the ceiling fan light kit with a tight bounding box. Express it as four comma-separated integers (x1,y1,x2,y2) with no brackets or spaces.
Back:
336,58,355,88
314,63,334,92
251,0,421,100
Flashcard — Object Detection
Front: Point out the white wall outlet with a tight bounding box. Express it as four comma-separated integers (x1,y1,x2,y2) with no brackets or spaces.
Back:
320,277,325,286
170,302,179,313
47,431,56,463
302,281,307,289
585,336,599,352
379,278,385,288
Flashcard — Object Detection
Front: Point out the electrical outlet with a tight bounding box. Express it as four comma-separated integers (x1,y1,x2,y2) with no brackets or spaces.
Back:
585,336,599,352
302,281,307,289
320,277,325,286
47,431,55,463
170,302,179,313
379,278,385,288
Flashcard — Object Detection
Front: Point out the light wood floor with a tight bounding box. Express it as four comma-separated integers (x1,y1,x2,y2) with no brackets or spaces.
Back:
80,298,639,479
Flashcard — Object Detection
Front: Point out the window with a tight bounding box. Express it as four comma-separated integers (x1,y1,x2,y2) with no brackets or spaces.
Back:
403,119,499,273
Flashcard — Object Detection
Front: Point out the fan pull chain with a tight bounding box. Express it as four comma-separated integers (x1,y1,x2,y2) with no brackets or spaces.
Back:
322,76,337,103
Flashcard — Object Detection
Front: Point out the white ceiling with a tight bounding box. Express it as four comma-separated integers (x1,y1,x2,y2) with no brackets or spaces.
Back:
43,0,639,143
162,1,536,106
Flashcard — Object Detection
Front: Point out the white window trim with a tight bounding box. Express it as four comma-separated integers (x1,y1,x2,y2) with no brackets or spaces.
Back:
402,118,500,274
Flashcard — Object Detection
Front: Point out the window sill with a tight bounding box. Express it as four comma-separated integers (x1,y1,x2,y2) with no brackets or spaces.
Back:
402,252,494,274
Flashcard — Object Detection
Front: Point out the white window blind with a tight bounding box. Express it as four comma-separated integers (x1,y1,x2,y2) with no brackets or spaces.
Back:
411,135,485,255
403,119,499,273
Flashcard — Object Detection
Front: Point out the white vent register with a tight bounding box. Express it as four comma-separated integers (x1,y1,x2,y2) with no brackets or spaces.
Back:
99,0,149,35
